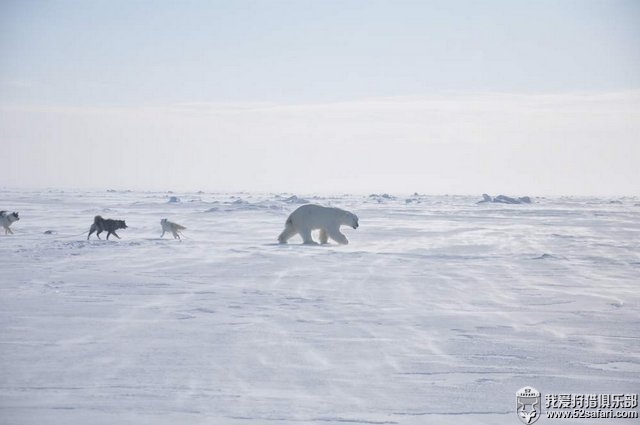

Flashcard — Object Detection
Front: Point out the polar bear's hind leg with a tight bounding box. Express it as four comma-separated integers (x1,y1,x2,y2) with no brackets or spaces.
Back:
278,222,297,244
299,227,318,245
319,229,329,244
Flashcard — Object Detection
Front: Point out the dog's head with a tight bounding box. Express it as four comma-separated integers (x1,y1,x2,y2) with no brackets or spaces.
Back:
4,212,20,223
160,218,167,225
118,220,128,229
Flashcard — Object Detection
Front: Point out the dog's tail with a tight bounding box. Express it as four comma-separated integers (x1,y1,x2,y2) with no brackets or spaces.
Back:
87,223,96,240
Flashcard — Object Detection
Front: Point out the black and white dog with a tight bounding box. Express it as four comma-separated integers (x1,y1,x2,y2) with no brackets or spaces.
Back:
0,211,19,235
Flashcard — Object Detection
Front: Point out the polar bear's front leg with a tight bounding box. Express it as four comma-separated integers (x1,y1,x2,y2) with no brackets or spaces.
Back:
278,223,297,244
319,229,329,244
327,226,349,245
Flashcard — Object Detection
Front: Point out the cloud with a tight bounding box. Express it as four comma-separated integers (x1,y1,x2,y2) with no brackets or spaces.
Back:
1,79,36,89
1,91,639,195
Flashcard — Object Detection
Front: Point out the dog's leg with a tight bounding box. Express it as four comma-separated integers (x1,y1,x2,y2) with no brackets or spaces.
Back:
160,230,165,238
8,227,13,235
319,229,328,244
112,231,120,239
88,225,96,240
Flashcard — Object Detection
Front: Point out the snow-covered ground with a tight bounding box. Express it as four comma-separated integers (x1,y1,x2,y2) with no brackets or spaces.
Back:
1,190,638,425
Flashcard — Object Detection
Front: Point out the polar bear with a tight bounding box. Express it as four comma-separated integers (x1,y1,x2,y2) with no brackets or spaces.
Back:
278,204,359,245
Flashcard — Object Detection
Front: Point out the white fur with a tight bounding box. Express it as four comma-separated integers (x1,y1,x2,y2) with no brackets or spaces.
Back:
0,211,19,235
278,204,359,245
160,218,186,240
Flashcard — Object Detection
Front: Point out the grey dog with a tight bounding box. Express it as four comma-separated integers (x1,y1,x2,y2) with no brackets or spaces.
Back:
87,215,128,240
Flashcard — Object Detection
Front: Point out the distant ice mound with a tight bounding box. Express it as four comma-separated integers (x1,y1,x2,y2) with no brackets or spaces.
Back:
369,193,396,203
532,253,566,260
222,198,281,211
167,196,181,203
405,192,422,204
279,195,310,204
478,194,532,204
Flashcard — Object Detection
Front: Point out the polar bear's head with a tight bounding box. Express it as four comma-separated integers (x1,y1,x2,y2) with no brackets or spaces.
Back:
340,209,359,229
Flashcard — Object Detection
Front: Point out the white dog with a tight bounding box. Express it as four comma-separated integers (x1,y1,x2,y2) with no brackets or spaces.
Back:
0,211,20,235
160,218,186,240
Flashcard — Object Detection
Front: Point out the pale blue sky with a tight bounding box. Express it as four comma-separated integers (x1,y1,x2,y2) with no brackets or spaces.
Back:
1,1,639,194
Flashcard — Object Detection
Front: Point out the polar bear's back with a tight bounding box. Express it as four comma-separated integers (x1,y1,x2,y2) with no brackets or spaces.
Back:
287,204,346,229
